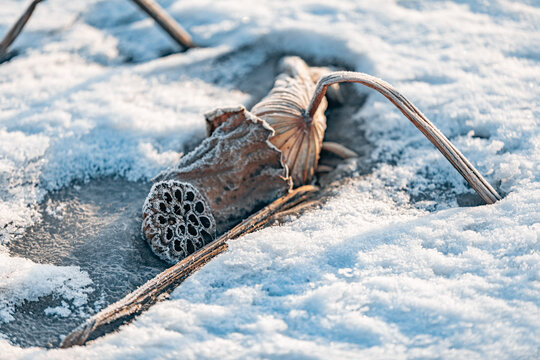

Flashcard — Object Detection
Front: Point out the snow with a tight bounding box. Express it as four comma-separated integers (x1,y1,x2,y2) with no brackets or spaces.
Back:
44,302,72,318
0,249,92,323
0,0,539,358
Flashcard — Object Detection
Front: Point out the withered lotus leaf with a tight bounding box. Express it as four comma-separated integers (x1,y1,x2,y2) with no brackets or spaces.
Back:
144,106,292,263
251,56,328,186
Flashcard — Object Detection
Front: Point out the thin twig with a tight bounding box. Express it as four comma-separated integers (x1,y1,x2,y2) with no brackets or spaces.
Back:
0,0,45,60
307,72,501,204
130,0,196,50
322,141,359,159
316,164,334,173
60,185,318,348
266,199,323,222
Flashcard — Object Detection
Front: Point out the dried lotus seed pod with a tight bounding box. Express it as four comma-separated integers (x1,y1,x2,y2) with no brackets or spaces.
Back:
153,105,292,235
142,180,216,264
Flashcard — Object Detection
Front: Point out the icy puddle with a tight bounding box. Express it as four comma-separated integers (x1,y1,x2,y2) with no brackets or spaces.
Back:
4,178,168,348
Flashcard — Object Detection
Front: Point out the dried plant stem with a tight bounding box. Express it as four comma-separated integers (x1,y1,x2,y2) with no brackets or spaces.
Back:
60,185,318,348
322,141,359,159
131,0,196,50
0,0,44,59
266,199,322,222
316,165,334,173
308,72,501,204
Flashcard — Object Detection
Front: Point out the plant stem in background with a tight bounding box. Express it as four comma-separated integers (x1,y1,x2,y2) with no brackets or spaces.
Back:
131,0,196,50
0,0,45,61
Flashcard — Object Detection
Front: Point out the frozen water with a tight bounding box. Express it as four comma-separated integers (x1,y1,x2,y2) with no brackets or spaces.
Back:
3,178,166,347
0,0,539,358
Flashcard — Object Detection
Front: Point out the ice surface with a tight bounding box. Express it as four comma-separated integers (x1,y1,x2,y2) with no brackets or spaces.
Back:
0,0,539,358
0,250,92,324
2,178,167,347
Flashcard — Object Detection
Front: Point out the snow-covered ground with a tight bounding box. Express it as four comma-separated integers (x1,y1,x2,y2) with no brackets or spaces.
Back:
0,0,539,358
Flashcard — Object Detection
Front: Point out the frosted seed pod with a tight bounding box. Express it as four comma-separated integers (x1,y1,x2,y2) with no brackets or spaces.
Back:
155,105,292,235
142,180,217,264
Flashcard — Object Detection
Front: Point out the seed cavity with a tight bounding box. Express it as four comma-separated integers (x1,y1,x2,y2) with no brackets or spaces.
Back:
159,202,167,212
174,189,182,201
195,201,204,213
187,224,197,236
174,239,182,252
164,192,172,203
188,214,199,226
186,240,195,255
200,216,210,228
201,230,213,245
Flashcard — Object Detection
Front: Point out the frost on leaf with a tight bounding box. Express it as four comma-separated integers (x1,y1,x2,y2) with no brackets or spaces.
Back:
152,106,292,236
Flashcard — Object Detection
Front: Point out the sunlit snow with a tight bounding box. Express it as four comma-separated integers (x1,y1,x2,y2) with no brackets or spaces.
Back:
0,0,538,358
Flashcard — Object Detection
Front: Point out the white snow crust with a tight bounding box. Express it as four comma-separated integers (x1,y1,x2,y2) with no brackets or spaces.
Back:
0,0,538,358
0,248,92,323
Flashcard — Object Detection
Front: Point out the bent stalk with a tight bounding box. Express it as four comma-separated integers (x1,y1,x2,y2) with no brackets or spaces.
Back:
307,72,501,204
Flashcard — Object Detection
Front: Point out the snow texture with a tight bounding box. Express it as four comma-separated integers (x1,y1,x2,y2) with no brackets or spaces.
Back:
0,248,92,323
0,0,539,358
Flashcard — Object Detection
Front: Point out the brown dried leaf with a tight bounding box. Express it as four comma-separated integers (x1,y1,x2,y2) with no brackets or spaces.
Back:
153,105,292,235
252,56,327,186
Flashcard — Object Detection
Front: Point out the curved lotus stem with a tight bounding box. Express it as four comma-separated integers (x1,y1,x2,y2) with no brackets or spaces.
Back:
307,72,501,205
